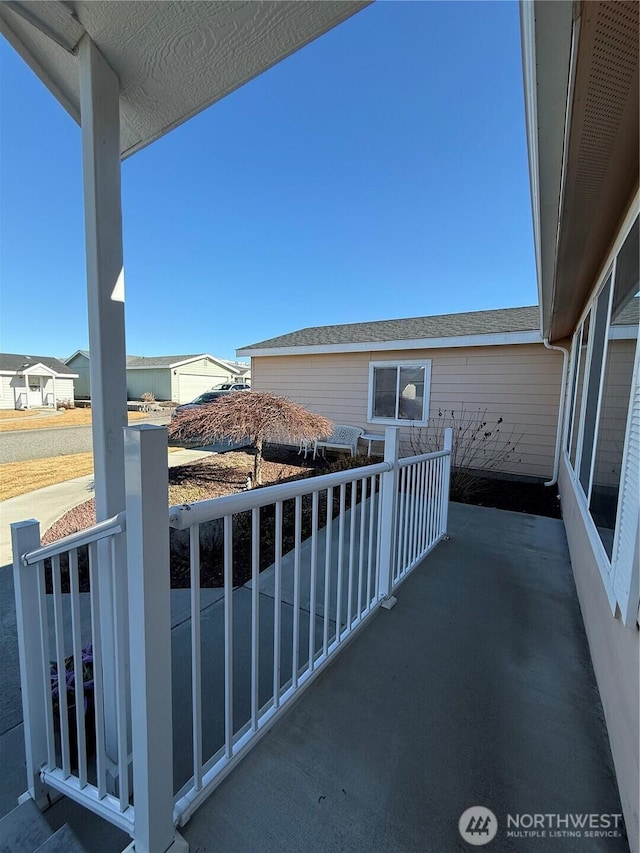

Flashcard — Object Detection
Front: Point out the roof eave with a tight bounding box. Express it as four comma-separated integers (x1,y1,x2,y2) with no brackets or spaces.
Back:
520,0,575,341
238,330,543,358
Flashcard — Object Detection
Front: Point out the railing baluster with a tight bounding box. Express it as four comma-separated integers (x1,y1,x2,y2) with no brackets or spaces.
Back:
224,515,233,758
89,541,107,798
292,497,302,689
396,467,406,582
51,555,71,778
190,525,202,790
366,475,376,609
347,480,357,630
273,502,283,708
336,485,346,642
251,509,260,729
323,487,333,655
69,548,87,788
396,468,410,580
308,491,319,671
357,477,368,619
38,558,56,771
418,460,428,555
111,536,130,811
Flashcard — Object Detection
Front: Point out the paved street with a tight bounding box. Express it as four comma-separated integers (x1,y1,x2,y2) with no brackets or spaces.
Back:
0,416,171,464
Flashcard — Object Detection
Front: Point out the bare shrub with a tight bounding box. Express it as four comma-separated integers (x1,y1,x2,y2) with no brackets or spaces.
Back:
169,392,332,486
406,408,523,501
140,391,155,403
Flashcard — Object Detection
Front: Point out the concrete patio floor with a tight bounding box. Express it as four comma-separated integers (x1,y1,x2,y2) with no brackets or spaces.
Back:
0,502,628,851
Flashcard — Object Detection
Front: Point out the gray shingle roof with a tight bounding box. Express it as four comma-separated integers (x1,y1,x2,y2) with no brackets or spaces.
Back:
125,354,204,368
0,353,77,375
240,306,541,351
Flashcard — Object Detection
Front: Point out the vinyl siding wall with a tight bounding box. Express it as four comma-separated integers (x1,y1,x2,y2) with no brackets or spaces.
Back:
559,457,639,853
126,368,172,402
251,343,563,479
173,359,234,403
66,354,91,398
0,375,74,409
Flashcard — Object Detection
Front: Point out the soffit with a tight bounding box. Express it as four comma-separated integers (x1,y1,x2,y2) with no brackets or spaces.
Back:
550,0,639,340
0,0,369,158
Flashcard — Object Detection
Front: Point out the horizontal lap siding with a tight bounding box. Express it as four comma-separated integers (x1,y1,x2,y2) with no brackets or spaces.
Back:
0,375,15,409
55,378,75,403
126,368,171,401
252,343,563,478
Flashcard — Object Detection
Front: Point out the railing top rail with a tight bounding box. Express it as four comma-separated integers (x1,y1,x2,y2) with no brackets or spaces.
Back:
398,449,450,468
169,461,391,529
22,511,126,566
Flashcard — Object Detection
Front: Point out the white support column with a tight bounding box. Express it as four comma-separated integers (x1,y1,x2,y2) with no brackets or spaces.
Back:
11,520,52,808
124,425,187,853
441,427,453,534
79,34,127,518
79,35,129,774
378,427,400,608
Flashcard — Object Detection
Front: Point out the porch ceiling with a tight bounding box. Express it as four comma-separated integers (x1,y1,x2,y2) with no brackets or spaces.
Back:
0,0,370,159
528,0,639,342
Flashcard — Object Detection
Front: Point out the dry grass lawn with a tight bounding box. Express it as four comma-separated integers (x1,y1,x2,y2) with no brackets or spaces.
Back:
0,408,149,432
0,453,94,502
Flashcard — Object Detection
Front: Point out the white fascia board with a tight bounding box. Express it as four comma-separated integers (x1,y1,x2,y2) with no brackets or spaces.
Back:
65,350,90,364
519,0,544,332
238,330,543,358
22,363,59,377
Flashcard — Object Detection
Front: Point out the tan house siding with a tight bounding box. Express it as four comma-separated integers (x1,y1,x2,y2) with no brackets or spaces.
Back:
251,343,563,479
558,458,639,853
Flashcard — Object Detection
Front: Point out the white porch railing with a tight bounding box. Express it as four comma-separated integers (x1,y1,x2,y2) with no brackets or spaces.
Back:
11,425,452,851
10,513,134,834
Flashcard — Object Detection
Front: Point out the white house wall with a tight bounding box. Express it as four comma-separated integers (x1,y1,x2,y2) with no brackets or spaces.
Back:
173,358,237,403
0,375,75,409
251,343,563,479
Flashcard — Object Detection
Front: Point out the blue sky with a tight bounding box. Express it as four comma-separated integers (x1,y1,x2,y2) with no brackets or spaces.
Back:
0,1,536,363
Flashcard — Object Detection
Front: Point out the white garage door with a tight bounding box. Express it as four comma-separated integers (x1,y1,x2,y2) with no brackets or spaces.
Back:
178,373,226,403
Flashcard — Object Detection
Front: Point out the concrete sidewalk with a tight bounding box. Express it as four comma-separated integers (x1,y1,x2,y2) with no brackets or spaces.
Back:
0,443,237,567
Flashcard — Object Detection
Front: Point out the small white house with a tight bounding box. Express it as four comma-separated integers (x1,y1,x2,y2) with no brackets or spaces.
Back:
0,353,77,410
65,351,251,404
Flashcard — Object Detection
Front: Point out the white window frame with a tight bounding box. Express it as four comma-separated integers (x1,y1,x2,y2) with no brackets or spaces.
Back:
367,360,432,426
561,191,639,623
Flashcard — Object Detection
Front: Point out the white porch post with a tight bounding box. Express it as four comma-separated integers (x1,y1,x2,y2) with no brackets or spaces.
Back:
378,426,400,606
11,520,52,807
441,427,453,534
124,425,187,853
79,34,128,775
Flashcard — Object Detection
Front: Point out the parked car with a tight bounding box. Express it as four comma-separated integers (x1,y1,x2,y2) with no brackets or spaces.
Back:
172,391,226,417
172,386,251,418
211,383,251,391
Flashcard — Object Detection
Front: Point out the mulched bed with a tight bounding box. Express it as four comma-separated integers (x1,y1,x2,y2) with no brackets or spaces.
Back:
452,474,561,519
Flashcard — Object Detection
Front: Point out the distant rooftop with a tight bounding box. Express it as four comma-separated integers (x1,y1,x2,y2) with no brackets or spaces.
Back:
0,353,76,375
239,305,541,353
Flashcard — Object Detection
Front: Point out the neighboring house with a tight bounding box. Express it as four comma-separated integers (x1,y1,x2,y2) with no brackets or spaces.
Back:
521,0,639,847
238,305,565,480
65,351,251,404
0,353,77,410
64,349,91,398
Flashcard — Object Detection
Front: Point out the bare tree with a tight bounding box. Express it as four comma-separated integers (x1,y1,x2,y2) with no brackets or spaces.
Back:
168,391,332,486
